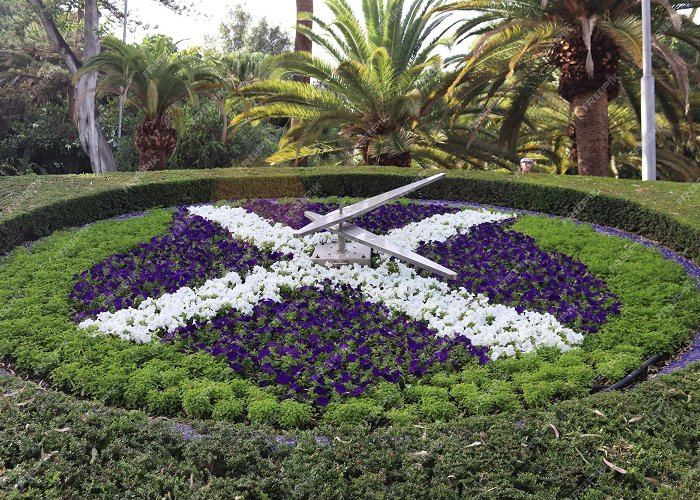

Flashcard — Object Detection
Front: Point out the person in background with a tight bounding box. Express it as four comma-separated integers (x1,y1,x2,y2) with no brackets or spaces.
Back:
520,158,535,173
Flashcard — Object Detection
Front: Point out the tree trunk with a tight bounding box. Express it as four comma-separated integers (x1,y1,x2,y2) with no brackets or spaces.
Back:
290,0,313,166
572,91,614,177
294,0,313,84
27,0,117,173
135,114,178,171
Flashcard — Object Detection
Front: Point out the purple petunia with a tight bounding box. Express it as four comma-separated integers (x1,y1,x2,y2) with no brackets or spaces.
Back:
417,221,621,333
167,281,488,406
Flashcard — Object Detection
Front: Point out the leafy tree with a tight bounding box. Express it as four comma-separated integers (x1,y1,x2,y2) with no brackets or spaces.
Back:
439,0,700,177
28,0,117,173
232,0,485,168
78,37,221,170
211,4,292,56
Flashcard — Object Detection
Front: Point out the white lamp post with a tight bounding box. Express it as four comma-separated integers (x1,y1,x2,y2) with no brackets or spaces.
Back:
641,0,656,181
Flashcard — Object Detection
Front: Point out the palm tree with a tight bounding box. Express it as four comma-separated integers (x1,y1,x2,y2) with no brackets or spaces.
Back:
440,0,700,177
77,37,221,171
232,0,485,167
215,52,273,143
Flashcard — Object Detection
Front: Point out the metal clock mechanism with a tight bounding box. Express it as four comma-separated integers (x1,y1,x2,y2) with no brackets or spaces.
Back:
294,174,457,280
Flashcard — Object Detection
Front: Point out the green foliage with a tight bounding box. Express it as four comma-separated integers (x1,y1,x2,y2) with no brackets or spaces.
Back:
169,100,281,169
472,381,522,415
212,397,247,422
232,0,506,168
591,346,645,381
211,4,292,55
514,364,594,408
368,382,404,409
4,368,700,497
278,400,313,429
420,398,459,422
248,399,280,426
147,387,182,415
323,400,383,427
450,383,479,410
404,385,449,402
181,382,215,419
385,405,420,426
428,372,461,388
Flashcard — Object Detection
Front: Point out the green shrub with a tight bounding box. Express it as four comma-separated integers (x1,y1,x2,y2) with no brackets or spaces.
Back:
146,387,182,415
369,382,404,409
247,399,280,426
476,381,522,414
404,385,449,402
182,384,214,419
428,373,461,388
323,400,382,426
458,365,493,386
591,347,645,382
1,169,698,264
124,371,160,409
181,352,231,380
3,369,700,498
420,398,459,422
278,400,313,428
385,406,420,426
228,378,256,398
515,364,595,407
212,397,247,422
450,383,479,411
246,386,278,403
169,101,282,169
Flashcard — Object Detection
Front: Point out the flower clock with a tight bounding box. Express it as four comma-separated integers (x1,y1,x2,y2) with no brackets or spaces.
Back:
71,198,623,413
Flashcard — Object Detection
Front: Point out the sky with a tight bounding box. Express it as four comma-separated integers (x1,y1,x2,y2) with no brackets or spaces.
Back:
116,0,364,49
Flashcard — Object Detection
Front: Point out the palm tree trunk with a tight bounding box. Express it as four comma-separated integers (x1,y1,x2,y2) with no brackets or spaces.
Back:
572,91,613,177
294,0,313,84
135,114,178,171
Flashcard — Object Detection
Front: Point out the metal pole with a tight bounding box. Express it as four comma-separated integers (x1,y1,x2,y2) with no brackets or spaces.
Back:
337,206,346,254
641,0,656,181
117,0,128,139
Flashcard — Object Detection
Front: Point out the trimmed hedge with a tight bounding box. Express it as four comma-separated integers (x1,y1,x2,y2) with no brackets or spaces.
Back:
1,168,698,263
2,365,700,497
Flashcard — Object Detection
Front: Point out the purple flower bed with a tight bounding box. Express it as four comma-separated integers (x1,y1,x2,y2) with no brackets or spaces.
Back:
166,281,488,405
70,210,288,320
241,199,461,233
417,221,621,333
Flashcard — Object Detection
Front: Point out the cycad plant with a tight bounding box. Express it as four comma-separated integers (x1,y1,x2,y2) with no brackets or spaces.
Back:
77,37,221,171
440,0,700,177
231,0,468,167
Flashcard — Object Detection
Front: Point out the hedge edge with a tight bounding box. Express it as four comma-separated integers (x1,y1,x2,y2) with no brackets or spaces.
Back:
1,171,698,263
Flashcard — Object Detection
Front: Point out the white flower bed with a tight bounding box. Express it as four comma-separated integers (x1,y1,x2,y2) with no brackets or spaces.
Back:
79,205,583,359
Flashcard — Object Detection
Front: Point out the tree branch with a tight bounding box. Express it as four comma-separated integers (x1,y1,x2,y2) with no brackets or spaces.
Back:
26,0,81,74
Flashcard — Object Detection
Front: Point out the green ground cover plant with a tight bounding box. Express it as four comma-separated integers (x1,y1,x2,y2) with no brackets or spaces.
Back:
1,366,699,498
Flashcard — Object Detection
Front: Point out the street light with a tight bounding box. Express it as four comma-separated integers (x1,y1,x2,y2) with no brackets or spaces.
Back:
641,0,656,181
